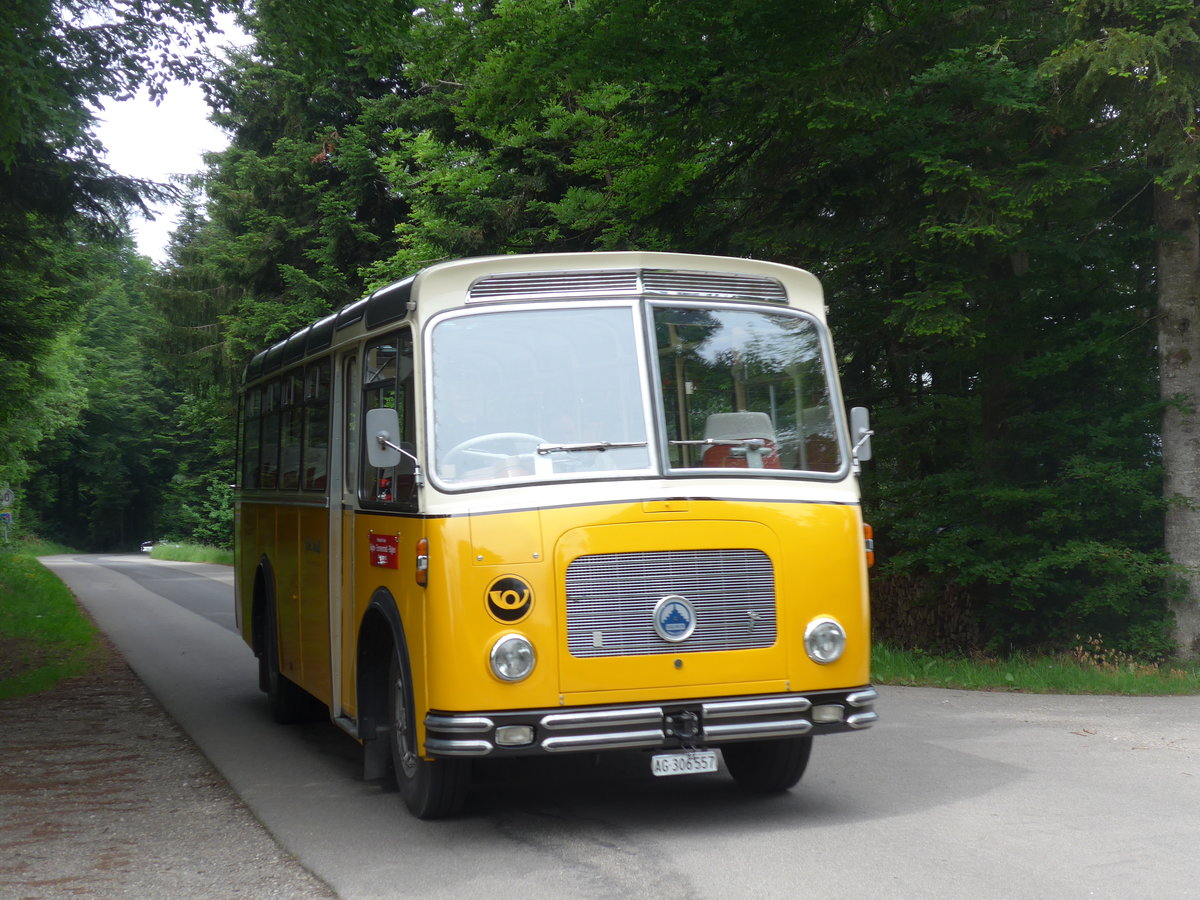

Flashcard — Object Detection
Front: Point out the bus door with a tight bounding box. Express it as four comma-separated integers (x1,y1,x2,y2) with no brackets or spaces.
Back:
345,330,419,718
331,350,358,722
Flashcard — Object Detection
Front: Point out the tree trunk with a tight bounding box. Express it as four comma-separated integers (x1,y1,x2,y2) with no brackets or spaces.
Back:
1156,181,1200,659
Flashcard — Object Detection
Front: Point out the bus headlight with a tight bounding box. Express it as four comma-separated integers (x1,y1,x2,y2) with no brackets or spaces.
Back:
490,634,536,682
804,617,846,664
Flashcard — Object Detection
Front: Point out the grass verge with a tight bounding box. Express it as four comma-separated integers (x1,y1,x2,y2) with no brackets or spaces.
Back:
0,540,103,699
6,537,1196,697
148,542,234,565
872,642,1200,696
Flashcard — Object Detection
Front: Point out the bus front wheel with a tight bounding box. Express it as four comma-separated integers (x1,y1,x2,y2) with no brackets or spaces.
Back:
721,735,812,793
388,650,470,819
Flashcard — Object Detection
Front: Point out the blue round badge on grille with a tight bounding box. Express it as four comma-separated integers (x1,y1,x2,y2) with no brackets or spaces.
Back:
653,595,696,643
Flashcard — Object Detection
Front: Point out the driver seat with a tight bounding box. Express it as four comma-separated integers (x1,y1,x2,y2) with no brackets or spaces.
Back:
702,412,781,469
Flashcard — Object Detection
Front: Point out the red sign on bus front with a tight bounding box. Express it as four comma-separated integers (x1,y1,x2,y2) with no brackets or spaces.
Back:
369,533,399,569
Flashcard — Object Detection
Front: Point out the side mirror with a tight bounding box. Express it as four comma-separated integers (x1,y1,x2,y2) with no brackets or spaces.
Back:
365,408,403,469
850,407,873,463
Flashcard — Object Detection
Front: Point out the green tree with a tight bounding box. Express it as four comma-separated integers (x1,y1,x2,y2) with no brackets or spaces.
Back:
1,0,230,498
139,201,240,547
1046,0,1200,658
368,0,871,271
795,6,1171,655
197,8,416,359
151,0,1177,656
371,0,1173,655
130,1,422,547
28,244,175,550
0,222,90,488
1,0,231,248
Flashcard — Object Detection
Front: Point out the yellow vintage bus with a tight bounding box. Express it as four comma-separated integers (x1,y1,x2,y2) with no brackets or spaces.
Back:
235,251,876,819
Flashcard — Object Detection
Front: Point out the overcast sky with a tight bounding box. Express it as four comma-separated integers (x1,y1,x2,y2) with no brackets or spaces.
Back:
94,16,250,263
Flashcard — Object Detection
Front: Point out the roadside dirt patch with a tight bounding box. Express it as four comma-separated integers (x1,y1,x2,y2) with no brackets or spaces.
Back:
0,636,52,682
0,635,336,899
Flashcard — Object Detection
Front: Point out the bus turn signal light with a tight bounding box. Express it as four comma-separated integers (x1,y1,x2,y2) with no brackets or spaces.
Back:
864,524,875,568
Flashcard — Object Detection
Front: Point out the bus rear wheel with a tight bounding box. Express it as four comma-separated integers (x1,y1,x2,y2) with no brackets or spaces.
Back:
388,650,470,819
263,601,320,724
721,735,812,793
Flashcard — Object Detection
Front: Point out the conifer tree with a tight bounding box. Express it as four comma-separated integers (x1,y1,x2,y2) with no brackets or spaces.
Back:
1047,0,1200,658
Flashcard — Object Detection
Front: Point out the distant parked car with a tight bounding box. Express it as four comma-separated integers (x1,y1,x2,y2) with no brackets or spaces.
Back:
140,540,158,553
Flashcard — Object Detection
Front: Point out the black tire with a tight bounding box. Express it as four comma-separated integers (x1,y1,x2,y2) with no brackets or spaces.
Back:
263,601,320,724
722,735,813,793
388,649,470,819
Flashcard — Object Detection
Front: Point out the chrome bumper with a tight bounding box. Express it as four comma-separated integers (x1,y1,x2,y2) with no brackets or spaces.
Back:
424,687,878,758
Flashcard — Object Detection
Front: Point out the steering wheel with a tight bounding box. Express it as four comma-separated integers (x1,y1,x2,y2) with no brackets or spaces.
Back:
443,432,548,473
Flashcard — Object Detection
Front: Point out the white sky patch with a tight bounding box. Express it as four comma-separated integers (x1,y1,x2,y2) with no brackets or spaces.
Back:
94,14,250,263
96,81,226,262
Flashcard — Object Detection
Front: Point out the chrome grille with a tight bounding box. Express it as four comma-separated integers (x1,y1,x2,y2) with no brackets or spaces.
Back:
641,270,788,302
566,549,777,658
468,271,640,301
467,269,788,304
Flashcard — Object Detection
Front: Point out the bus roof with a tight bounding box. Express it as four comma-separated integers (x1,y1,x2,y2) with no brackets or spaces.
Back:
242,252,825,384
412,251,823,319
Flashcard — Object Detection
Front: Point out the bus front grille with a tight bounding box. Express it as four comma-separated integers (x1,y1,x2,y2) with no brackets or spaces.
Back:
565,549,777,658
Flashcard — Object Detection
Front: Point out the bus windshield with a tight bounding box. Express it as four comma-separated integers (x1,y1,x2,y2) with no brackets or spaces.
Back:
431,305,652,485
653,304,841,473
429,301,841,487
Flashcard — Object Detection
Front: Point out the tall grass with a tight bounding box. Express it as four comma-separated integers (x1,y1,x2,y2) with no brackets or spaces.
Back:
0,543,103,699
148,542,233,565
872,642,1200,696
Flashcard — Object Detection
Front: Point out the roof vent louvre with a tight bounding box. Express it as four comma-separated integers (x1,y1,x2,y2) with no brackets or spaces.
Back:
641,270,787,302
469,270,640,301
467,268,787,303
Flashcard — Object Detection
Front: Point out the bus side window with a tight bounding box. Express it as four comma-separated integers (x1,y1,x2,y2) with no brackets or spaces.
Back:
279,370,304,490
242,387,262,489
302,359,331,491
360,328,416,510
260,379,281,490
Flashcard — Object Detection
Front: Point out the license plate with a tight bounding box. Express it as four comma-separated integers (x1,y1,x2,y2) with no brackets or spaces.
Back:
651,750,719,777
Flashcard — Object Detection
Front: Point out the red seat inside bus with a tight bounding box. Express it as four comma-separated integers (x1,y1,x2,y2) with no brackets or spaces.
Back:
701,412,782,469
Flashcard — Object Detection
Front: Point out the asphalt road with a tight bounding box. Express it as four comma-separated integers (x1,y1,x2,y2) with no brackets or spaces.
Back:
41,554,1200,899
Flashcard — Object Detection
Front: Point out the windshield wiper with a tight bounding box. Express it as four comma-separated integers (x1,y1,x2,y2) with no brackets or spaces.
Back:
669,438,770,450
537,440,648,454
